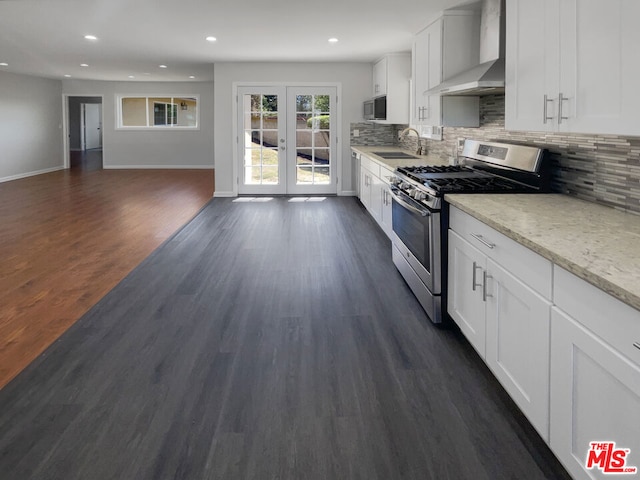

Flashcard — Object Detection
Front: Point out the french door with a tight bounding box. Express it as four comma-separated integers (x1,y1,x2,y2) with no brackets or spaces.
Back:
237,85,337,195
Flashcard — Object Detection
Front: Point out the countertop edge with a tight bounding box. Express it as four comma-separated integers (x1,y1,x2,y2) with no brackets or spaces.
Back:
445,195,640,312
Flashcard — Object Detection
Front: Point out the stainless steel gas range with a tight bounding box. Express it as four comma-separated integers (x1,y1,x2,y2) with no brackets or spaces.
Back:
389,139,550,324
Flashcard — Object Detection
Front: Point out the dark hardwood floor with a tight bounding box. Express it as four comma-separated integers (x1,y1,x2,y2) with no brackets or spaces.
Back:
70,148,103,171
0,197,571,479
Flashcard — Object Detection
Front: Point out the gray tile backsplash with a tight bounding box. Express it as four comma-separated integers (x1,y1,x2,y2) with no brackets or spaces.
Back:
351,94,640,215
349,122,399,146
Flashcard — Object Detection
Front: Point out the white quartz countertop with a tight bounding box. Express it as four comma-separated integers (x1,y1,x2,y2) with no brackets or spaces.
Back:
351,145,448,169
445,193,640,312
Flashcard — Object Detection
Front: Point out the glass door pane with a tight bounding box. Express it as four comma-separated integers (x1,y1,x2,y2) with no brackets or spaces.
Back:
287,87,337,195
237,87,286,194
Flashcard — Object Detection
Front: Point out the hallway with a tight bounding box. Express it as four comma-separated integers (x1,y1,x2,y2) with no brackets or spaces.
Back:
70,148,103,172
0,167,214,388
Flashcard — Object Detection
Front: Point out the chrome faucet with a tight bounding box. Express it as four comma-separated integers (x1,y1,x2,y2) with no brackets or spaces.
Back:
400,127,424,155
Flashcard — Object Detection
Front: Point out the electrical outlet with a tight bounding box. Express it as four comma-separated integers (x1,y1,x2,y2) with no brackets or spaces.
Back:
458,138,465,148
353,129,360,137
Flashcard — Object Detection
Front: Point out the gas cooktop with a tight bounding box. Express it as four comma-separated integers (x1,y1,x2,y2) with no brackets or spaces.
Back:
391,140,550,210
396,164,533,195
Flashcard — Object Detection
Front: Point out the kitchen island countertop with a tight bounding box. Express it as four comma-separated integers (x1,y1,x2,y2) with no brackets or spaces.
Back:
445,193,640,312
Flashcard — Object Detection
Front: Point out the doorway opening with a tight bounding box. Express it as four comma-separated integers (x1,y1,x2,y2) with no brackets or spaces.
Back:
67,96,103,171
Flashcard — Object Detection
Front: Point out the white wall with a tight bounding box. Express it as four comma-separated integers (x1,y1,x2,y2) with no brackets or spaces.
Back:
213,62,372,196
0,71,64,182
62,79,215,169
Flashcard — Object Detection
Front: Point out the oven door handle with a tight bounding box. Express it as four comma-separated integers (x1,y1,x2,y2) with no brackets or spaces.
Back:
389,189,430,217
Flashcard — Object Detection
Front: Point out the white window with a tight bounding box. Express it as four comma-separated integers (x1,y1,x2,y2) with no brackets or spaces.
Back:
116,95,199,129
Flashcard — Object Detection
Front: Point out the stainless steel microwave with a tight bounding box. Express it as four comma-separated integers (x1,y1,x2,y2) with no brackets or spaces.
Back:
364,96,387,121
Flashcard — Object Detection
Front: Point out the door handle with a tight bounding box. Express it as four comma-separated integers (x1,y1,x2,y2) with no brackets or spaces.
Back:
558,92,569,124
472,261,483,291
482,271,493,302
388,189,429,217
543,95,554,124
470,233,495,249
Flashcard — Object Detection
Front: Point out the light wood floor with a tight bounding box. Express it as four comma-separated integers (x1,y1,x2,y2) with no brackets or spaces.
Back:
0,166,214,388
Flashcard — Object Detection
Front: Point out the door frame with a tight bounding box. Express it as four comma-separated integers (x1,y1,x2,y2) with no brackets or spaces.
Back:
232,82,342,196
62,94,104,169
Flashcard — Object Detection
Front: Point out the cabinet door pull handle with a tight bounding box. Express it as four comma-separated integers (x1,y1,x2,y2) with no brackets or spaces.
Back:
558,92,569,124
633,342,640,351
543,94,554,124
472,261,483,291
470,233,495,249
482,271,493,302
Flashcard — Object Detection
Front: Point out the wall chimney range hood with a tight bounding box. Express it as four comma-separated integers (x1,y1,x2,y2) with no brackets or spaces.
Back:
426,0,505,96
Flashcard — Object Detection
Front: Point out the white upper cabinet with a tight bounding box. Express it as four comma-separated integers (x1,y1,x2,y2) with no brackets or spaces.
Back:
372,56,388,97
506,0,640,136
412,12,480,133
371,53,411,124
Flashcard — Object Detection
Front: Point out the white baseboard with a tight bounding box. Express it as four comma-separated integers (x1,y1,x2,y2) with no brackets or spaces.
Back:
0,166,66,184
103,165,214,170
213,191,237,198
339,190,357,196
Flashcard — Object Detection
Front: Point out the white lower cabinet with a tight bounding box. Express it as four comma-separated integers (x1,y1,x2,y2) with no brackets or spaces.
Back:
356,152,393,239
550,267,640,480
448,206,552,441
448,206,640,477
378,165,393,239
484,258,551,442
448,230,487,357
359,167,372,212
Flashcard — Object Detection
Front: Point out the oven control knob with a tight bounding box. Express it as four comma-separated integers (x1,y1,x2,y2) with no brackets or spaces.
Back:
414,191,427,201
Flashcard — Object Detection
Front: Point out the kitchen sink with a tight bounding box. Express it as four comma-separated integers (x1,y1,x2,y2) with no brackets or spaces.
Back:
372,151,419,159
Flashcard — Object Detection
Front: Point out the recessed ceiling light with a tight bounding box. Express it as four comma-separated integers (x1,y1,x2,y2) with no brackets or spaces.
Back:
128,75,135,79
80,63,89,67
0,62,8,66
143,72,151,76
328,37,339,43
205,36,217,42
84,35,98,41
189,75,195,79
159,64,168,69
64,74,71,78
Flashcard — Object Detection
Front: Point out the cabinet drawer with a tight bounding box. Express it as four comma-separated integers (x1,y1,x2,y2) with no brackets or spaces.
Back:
553,266,640,367
449,206,552,299
379,165,394,185
360,155,380,178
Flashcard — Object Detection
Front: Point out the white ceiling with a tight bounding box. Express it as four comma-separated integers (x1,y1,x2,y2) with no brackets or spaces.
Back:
0,0,471,82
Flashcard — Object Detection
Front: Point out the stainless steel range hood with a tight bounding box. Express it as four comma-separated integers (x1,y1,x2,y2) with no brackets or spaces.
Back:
426,0,505,96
